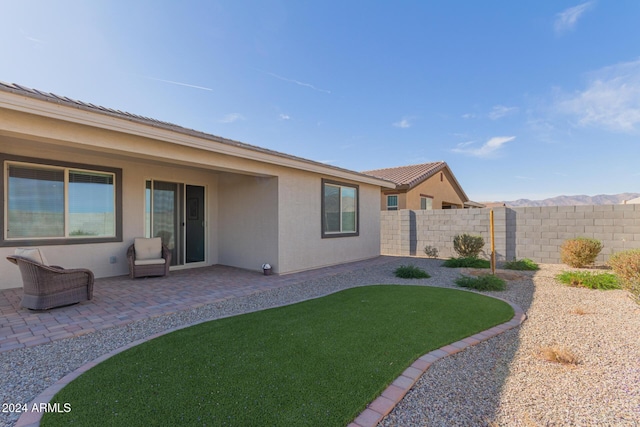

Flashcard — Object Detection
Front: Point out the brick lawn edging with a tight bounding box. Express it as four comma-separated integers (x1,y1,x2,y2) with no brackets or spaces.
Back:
349,297,526,427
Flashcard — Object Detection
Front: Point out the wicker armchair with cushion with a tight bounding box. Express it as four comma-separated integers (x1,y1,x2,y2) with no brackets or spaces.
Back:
6,248,94,310
127,237,172,278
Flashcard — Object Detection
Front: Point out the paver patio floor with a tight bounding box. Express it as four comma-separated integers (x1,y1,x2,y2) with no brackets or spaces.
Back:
0,257,395,354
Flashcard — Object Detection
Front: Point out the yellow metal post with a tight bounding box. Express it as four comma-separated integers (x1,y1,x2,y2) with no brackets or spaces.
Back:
490,209,496,275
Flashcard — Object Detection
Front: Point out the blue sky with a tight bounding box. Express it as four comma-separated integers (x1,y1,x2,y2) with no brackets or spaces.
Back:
1,1,639,202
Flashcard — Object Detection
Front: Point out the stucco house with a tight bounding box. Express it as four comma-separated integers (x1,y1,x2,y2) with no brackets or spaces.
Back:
0,82,394,290
362,162,478,210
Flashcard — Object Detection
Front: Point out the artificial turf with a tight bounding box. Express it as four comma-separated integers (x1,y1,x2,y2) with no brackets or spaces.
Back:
42,285,513,426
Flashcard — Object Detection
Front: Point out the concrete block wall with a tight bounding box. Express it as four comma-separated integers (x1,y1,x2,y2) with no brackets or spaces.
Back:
381,204,640,264
381,209,498,259
511,204,640,264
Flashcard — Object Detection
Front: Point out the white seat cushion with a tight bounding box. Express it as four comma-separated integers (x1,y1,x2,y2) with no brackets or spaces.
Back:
15,248,49,265
134,258,167,266
134,237,162,260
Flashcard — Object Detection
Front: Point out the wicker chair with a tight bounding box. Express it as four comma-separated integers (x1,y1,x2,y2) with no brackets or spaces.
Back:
127,237,172,278
6,255,94,310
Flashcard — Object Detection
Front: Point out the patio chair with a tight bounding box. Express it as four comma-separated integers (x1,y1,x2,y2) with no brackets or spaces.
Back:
127,237,172,278
6,248,94,310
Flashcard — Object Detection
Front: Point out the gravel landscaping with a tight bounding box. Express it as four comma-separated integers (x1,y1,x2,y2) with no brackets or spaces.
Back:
379,262,640,427
1,257,639,426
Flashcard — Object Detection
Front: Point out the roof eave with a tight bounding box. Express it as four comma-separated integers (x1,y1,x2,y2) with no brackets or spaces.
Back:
0,83,395,189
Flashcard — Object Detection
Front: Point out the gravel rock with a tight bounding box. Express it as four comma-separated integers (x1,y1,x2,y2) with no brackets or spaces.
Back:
380,262,640,427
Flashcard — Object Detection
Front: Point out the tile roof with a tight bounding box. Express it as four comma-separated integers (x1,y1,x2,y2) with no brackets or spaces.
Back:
361,162,447,188
0,81,394,187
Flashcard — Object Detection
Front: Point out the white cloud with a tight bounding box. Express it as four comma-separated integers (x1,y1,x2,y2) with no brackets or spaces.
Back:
555,58,640,133
456,140,476,148
452,136,515,158
265,72,331,94
554,1,595,34
279,114,290,120
218,113,245,123
488,105,518,120
393,117,413,128
19,28,46,45
144,76,213,91
462,113,477,119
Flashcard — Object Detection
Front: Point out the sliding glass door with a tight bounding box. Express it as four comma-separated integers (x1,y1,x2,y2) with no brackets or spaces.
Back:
145,181,205,266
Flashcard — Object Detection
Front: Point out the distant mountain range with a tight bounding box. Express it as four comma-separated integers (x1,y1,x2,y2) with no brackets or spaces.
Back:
490,193,640,207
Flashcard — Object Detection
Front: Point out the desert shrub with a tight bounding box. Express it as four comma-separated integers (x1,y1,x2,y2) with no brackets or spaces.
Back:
608,249,640,301
455,274,506,291
555,271,620,290
423,245,439,258
453,234,485,258
503,258,539,271
394,264,431,279
539,346,580,365
442,257,491,268
560,237,603,268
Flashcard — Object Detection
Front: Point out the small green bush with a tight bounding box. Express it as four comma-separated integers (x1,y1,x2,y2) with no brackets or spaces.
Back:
560,237,603,268
453,234,485,258
455,275,506,291
608,249,640,301
424,245,439,258
394,265,431,279
503,258,539,271
442,257,491,268
556,271,621,290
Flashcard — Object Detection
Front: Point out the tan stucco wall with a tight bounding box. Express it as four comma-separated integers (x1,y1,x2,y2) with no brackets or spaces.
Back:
381,169,466,210
217,173,279,272
216,169,382,274
0,104,386,289
277,170,382,274
406,170,466,209
379,191,407,210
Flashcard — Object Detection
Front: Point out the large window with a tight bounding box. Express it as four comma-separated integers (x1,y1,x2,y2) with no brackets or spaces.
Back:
322,179,359,238
3,156,122,245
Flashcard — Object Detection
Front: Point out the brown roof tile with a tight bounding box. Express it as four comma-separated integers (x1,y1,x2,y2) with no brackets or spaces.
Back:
361,162,447,188
362,161,470,202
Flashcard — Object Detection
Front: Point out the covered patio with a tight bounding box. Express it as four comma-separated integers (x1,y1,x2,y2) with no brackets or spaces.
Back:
0,257,396,354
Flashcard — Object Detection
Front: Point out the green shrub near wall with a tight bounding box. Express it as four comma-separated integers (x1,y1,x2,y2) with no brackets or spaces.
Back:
453,234,484,258
560,237,603,268
608,249,640,302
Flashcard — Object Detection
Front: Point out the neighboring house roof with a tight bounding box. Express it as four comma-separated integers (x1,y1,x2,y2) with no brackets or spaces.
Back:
0,81,395,189
361,161,469,202
623,197,640,204
483,202,507,208
464,200,486,208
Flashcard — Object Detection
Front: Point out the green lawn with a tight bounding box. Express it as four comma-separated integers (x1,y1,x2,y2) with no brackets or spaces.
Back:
43,285,513,427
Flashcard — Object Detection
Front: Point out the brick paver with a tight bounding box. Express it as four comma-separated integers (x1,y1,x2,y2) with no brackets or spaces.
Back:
0,257,393,354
